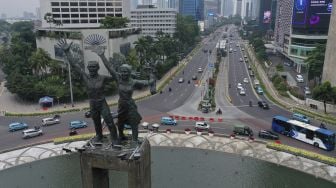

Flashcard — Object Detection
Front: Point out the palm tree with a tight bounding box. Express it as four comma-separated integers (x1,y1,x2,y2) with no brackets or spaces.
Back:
29,48,53,77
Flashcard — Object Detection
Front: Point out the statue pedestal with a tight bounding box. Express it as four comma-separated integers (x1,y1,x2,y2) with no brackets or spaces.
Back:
80,138,151,188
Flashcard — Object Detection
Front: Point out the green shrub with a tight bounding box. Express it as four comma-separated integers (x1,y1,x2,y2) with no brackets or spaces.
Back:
276,64,284,72
289,86,305,100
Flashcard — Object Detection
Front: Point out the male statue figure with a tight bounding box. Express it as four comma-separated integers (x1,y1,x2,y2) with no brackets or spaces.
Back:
92,48,156,144
58,39,119,145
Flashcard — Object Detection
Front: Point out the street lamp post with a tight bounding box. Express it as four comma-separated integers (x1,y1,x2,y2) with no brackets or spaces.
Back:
65,59,74,107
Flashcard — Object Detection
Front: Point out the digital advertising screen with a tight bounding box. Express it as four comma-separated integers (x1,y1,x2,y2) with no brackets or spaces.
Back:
263,11,272,23
292,0,333,29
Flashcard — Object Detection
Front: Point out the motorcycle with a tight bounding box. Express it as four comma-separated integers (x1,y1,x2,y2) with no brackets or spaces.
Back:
216,109,222,115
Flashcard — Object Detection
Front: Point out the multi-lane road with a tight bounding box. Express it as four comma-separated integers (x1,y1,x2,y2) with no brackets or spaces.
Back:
0,25,335,157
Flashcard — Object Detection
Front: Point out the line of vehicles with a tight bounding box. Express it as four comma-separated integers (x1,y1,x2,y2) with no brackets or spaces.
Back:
159,114,335,151
8,114,88,139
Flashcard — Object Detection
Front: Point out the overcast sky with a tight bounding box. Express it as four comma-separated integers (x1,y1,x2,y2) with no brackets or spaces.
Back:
0,0,39,17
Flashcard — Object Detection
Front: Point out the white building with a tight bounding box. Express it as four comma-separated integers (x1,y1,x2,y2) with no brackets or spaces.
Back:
130,5,177,37
39,0,131,28
233,0,242,16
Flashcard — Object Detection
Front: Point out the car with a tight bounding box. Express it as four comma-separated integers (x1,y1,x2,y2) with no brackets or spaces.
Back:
239,88,246,95
256,86,263,94
233,49,237,52
202,107,209,113
192,75,197,80
249,70,254,77
239,58,243,62
160,117,177,125
248,65,252,70
258,130,279,140
233,124,253,136
69,120,87,129
178,78,184,83
243,78,249,83
198,68,203,73
304,86,311,95
244,55,247,59
22,127,43,139
41,116,60,126
284,61,291,66
296,75,304,83
195,121,210,130
241,48,245,51
9,122,28,132
257,101,269,109
292,113,310,124
237,83,243,90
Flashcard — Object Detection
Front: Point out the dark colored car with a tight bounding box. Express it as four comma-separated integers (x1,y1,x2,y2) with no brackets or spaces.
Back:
85,110,91,118
258,101,269,109
192,75,197,80
258,130,279,140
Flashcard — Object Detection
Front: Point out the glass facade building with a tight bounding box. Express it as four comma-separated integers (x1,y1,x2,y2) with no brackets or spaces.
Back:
179,0,204,21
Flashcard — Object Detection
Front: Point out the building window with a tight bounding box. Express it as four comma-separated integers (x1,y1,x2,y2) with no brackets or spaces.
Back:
97,2,105,6
88,2,96,6
115,14,122,17
53,14,60,18
98,14,106,17
71,8,79,12
80,14,88,18
89,14,97,17
115,8,122,12
115,2,122,6
81,20,88,23
89,8,97,12
106,2,113,6
62,20,70,24
52,8,60,12
51,2,59,6
61,8,69,12
71,20,79,23
90,19,97,23
71,14,79,18
98,8,105,12
106,8,114,12
107,14,114,17
62,14,70,18
60,2,69,6
80,8,88,12
70,2,78,6
291,48,298,55
79,2,87,6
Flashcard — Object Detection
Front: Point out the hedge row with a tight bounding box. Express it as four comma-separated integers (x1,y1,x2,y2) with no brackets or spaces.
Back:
267,142,336,166
54,133,95,145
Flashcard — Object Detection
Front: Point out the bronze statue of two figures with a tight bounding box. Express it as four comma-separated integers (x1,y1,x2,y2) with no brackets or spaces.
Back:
58,39,157,147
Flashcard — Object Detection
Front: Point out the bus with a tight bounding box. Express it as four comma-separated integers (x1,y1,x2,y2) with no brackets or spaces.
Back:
272,116,335,151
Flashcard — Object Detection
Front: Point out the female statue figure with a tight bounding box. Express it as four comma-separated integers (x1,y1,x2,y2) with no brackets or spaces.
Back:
93,48,156,143
58,39,119,145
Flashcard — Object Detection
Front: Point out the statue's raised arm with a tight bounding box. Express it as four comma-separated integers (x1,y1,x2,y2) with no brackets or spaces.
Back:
92,47,119,81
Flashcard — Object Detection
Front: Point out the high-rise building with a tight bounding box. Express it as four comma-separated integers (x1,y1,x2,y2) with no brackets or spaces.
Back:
179,0,205,21
233,0,242,16
0,13,6,20
130,5,177,36
274,0,293,54
322,0,336,86
241,0,251,19
39,0,131,28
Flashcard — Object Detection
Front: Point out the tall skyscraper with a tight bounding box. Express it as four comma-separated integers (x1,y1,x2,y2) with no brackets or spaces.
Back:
233,0,242,16
179,0,205,21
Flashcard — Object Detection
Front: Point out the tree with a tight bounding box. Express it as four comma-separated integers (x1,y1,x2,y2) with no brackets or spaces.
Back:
305,43,326,82
100,16,129,28
126,48,139,69
312,81,334,113
29,48,53,77
44,13,55,29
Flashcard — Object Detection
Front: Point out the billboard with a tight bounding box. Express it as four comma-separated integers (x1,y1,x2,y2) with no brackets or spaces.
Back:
292,0,333,29
263,11,272,23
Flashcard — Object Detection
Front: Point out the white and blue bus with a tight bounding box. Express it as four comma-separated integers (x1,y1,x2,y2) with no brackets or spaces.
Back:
272,116,335,151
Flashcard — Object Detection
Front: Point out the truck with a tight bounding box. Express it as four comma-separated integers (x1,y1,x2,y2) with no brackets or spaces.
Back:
233,124,253,136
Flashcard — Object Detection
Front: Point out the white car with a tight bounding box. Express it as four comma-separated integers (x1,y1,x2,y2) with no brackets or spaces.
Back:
296,75,304,83
22,128,43,139
243,78,249,83
304,86,311,95
41,117,60,126
178,78,184,83
198,68,203,73
239,88,246,95
237,83,243,90
239,58,243,62
195,121,210,130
